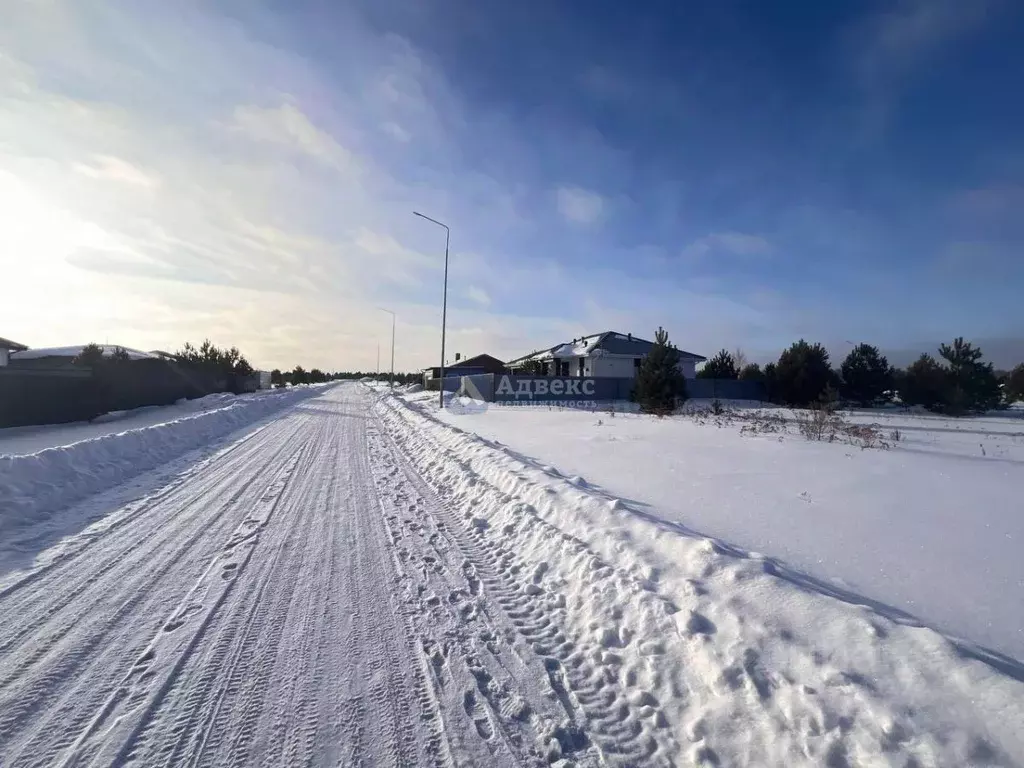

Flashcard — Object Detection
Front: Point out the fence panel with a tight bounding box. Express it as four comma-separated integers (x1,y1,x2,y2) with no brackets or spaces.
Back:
685,378,766,401
0,367,99,428
0,359,238,429
458,374,495,401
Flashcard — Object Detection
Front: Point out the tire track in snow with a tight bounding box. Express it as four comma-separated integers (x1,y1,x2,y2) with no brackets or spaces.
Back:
50,446,309,767
373,396,681,767
0,385,457,768
0,415,316,767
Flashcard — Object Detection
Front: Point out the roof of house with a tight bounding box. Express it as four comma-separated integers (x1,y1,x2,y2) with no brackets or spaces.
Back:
508,331,705,366
423,353,505,373
452,353,504,368
10,344,156,361
0,336,28,352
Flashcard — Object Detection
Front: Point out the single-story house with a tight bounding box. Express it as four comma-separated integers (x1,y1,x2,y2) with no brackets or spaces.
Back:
0,336,28,367
507,331,706,379
422,353,506,387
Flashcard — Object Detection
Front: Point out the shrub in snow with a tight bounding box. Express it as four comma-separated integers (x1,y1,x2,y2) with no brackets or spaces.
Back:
840,343,893,407
634,327,688,415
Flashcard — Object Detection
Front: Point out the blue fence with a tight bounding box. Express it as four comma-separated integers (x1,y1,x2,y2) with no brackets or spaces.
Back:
685,378,766,401
457,373,765,404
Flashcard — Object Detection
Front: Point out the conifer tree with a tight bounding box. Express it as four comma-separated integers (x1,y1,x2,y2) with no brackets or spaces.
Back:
634,327,687,414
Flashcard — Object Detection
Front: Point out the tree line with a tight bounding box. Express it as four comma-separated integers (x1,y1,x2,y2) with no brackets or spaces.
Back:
268,368,423,387
697,339,1023,414
74,339,255,379
75,342,429,389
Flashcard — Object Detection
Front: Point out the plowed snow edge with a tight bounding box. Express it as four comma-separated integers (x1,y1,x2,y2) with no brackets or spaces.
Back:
376,392,1024,767
0,386,327,536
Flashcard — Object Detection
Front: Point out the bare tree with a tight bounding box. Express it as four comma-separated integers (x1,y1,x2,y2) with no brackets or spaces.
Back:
733,348,748,371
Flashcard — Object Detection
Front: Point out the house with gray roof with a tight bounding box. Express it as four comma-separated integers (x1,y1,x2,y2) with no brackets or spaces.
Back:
0,336,28,367
507,331,705,379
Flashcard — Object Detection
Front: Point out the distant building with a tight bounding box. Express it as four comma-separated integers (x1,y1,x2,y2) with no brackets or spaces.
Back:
422,353,506,388
0,336,28,367
507,331,706,379
8,344,156,368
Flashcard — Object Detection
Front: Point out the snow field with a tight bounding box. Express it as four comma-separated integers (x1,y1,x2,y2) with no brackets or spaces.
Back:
0,385,321,539
429,396,1024,663
380,392,1024,766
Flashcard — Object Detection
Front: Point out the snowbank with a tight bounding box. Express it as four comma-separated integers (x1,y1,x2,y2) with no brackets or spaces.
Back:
378,393,1024,766
0,391,255,456
0,385,324,536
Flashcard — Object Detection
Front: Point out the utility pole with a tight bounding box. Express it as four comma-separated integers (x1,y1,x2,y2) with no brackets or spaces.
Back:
378,308,396,389
413,211,450,408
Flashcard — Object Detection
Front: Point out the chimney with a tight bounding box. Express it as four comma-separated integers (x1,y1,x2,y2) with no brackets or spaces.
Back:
455,352,461,362
627,333,632,341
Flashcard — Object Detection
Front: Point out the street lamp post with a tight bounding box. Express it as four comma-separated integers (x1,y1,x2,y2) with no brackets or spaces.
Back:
413,211,450,409
378,308,396,389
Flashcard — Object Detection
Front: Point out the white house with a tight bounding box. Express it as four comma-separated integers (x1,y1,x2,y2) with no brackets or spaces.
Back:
0,336,28,367
507,331,705,379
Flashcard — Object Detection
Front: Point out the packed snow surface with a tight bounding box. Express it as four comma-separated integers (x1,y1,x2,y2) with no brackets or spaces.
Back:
427,396,1024,665
0,384,1021,767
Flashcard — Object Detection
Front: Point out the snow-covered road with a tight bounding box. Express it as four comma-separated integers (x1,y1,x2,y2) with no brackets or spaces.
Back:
0,385,648,766
2,384,1022,767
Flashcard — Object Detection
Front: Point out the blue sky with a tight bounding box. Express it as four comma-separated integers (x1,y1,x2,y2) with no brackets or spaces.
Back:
1,0,1022,370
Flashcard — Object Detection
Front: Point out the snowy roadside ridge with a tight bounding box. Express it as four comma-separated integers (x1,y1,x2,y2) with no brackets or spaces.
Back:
377,394,1024,767
0,386,325,535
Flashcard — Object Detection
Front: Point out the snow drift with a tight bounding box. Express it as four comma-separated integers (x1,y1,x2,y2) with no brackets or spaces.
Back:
0,385,323,535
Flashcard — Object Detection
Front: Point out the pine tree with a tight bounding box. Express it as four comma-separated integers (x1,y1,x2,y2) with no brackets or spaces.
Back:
762,362,779,403
634,327,687,414
938,337,1000,414
1005,363,1024,404
774,340,832,406
901,354,947,411
697,349,739,379
73,343,106,368
519,358,545,376
840,343,892,406
738,362,763,382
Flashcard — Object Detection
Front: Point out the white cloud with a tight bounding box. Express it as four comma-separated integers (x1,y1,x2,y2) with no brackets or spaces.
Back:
0,2,841,373
73,155,160,188
556,185,605,225
681,232,773,260
466,285,491,306
230,103,353,171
